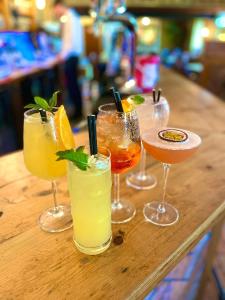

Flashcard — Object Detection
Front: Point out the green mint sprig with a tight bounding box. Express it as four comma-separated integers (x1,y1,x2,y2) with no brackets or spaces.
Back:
130,95,145,105
56,146,89,171
24,91,60,113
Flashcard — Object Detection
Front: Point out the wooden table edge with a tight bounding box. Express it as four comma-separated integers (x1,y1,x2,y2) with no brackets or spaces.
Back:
127,201,225,299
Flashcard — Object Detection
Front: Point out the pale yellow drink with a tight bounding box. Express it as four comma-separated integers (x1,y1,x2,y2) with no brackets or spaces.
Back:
68,153,112,255
23,112,66,180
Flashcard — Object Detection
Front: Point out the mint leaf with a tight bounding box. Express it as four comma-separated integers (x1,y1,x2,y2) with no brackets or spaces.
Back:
49,91,59,108
131,95,145,105
34,96,50,111
24,104,41,109
73,151,89,171
25,91,61,113
56,150,78,162
76,146,85,152
56,147,89,171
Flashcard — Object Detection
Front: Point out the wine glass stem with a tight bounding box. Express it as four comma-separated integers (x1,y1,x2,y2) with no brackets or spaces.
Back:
113,174,120,205
159,163,171,213
51,181,58,212
139,146,147,178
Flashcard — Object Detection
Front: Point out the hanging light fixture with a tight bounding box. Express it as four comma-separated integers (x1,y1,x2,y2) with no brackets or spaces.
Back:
141,17,151,26
36,0,46,10
215,12,225,28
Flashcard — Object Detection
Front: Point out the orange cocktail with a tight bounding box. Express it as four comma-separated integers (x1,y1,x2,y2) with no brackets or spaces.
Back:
97,108,141,174
142,128,201,227
110,143,141,174
97,103,141,224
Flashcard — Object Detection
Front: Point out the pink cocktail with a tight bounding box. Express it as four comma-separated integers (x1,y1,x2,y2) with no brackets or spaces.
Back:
142,128,201,226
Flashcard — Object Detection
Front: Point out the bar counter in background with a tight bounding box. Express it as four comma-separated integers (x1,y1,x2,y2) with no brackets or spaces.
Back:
0,29,98,154
0,30,63,152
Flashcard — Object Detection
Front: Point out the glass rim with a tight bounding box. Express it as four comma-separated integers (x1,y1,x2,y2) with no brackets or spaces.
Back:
24,107,58,119
128,94,168,106
68,146,111,169
95,146,111,160
142,128,202,150
98,103,136,116
69,146,111,161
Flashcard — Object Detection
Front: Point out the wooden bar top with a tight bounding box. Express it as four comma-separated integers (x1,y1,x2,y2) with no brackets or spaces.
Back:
1,68,225,299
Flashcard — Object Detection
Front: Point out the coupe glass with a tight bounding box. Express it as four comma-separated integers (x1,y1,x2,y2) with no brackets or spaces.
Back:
97,103,141,224
126,95,170,190
142,127,202,226
23,109,73,232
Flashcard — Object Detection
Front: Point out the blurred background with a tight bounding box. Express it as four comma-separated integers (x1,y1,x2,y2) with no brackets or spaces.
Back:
0,0,225,155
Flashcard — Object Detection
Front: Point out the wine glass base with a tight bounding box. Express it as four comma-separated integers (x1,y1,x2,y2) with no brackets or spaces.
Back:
143,201,179,226
126,172,157,190
39,205,73,233
111,199,136,224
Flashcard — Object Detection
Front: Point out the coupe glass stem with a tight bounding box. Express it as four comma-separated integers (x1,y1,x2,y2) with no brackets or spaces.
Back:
139,146,147,179
158,163,171,214
113,174,120,205
51,181,59,212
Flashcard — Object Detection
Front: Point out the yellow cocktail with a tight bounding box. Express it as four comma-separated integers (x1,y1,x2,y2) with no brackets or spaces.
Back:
24,112,66,180
68,151,112,255
23,104,75,233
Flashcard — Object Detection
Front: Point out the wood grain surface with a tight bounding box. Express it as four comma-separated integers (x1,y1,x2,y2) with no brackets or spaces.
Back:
1,68,225,300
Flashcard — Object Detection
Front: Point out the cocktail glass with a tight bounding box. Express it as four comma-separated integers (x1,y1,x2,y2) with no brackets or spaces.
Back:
68,147,112,255
142,128,201,226
126,95,170,190
97,103,141,224
23,108,73,232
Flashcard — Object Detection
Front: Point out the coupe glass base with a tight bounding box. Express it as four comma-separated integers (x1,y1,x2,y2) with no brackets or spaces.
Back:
143,201,179,226
126,172,157,190
39,205,73,233
111,199,136,224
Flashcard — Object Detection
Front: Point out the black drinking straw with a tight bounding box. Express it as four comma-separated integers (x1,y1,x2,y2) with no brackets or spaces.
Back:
157,88,162,103
110,87,124,112
152,89,156,103
39,109,48,123
115,91,124,112
87,115,98,155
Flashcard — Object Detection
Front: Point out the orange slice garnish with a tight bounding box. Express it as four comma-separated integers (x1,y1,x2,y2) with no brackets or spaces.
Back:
121,99,134,112
54,105,75,149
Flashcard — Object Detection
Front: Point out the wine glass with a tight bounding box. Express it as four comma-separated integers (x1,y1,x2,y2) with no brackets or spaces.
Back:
126,94,170,190
142,127,202,226
97,103,141,224
23,108,73,232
